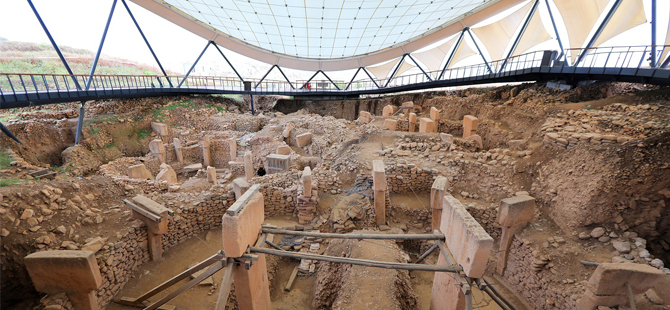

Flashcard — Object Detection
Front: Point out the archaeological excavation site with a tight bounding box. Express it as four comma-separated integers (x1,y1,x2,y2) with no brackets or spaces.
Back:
0,82,669,310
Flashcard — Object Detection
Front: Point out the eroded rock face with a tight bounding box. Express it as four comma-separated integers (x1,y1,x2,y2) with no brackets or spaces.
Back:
313,231,418,310
61,145,102,176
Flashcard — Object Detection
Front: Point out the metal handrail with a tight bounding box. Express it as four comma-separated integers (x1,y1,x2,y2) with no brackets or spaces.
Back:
1,45,668,102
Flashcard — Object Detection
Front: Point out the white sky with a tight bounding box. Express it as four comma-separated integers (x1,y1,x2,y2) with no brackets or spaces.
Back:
0,0,668,81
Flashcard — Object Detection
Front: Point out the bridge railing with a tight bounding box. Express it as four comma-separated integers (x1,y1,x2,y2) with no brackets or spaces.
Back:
1,45,668,101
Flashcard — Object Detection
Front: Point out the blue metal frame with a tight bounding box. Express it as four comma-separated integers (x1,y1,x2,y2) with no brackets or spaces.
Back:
212,43,245,82
574,0,623,66
74,101,86,145
362,68,381,89
346,67,381,90
0,121,22,144
545,0,567,63
466,28,494,74
300,70,341,90
651,0,657,67
254,65,295,89
85,0,118,91
384,54,407,87
121,0,172,87
439,30,467,80
27,0,81,90
407,54,433,81
499,0,540,72
179,41,211,87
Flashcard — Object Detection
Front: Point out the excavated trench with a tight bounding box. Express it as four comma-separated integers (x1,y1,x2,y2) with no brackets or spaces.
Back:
2,84,670,309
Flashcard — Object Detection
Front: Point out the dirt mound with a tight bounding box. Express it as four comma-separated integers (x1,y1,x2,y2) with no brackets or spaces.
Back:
313,231,418,310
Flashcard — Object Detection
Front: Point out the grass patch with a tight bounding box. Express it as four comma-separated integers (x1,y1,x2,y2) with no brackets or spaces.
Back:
0,150,12,169
131,128,152,139
89,127,102,135
152,100,198,121
205,104,227,112
90,115,119,124
0,178,20,187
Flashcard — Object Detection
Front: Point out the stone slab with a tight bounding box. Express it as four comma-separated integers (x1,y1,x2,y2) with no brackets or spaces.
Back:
156,164,177,184
358,111,372,123
233,253,272,310
222,185,264,257
173,138,184,165
244,151,254,181
586,263,665,296
296,132,313,147
24,250,102,294
441,195,493,278
431,253,465,310
150,122,170,137
128,164,154,180
372,160,386,191
382,105,394,117
419,118,434,133
383,119,397,131
301,167,312,197
463,115,479,138
277,145,291,155
232,177,250,200
498,195,535,228
207,166,217,184
465,134,483,149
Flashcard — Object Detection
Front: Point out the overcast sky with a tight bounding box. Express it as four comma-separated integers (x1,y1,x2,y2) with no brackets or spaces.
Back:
0,0,667,81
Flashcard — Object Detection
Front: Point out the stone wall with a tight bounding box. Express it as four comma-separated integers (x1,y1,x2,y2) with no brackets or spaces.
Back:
384,161,438,193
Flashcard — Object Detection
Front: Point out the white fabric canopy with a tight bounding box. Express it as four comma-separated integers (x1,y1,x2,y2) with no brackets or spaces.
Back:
662,20,670,65
394,60,417,78
413,36,459,72
593,0,647,47
472,1,533,61
367,58,402,79
554,0,610,61
512,8,553,56
448,40,478,69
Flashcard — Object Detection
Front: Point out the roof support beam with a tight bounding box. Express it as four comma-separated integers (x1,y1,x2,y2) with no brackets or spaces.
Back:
406,54,433,81
439,29,467,80
212,43,244,82
545,0,568,63
651,0,657,67
499,0,540,72
362,67,381,89
254,65,294,89
121,0,172,87
466,28,494,73
345,67,362,90
574,0,624,66
384,54,407,88
75,101,86,145
178,41,211,88
301,70,340,90
85,0,118,91
27,0,81,90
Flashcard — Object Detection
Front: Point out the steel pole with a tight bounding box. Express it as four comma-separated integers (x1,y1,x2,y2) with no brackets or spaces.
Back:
466,28,494,73
178,41,211,87
212,43,244,82
250,95,255,116
75,101,86,145
85,0,118,91
544,0,567,63
500,0,540,72
651,0,657,67
27,0,81,90
439,30,466,80
574,0,623,66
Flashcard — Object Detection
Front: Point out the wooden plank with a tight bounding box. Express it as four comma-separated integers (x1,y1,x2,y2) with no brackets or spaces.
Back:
145,260,225,310
250,247,462,273
226,184,260,216
262,228,445,241
132,195,172,216
284,265,299,292
214,259,236,310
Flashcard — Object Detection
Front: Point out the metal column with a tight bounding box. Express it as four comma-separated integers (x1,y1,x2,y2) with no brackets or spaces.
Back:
179,41,211,87
466,28,494,73
27,0,81,90
574,0,624,66
300,70,340,90
212,43,245,82
121,0,173,87
407,54,433,81
384,54,407,87
439,30,466,80
85,0,118,91
250,95,255,116
345,67,363,90
499,0,540,72
651,0,657,67
545,0,567,63
75,101,86,145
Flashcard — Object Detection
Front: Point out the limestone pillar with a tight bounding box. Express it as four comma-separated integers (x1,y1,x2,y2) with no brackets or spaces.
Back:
207,166,217,184
430,107,440,132
301,167,312,197
128,163,153,180
372,160,386,226
156,163,177,184
497,195,535,275
244,151,254,181
151,122,170,142
203,135,212,167
173,138,184,165
276,145,291,155
462,115,478,138
296,132,312,147
383,119,397,131
408,113,417,132
25,250,103,310
126,195,171,261
382,105,393,117
430,177,447,231
222,185,271,310
228,139,237,161
419,118,434,132
297,166,318,224
430,254,465,310
358,111,372,123
149,139,166,163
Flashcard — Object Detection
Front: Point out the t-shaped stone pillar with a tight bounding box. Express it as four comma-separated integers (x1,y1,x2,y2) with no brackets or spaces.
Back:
228,139,237,161
25,250,103,310
207,166,217,184
430,177,447,231
577,263,664,309
496,195,535,275
173,138,184,165
222,185,271,310
372,160,386,226
430,107,440,132
244,151,254,182
202,135,212,167
124,195,172,261
462,115,479,138
408,113,417,132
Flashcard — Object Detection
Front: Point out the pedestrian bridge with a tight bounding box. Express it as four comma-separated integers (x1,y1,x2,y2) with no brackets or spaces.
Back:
1,46,669,110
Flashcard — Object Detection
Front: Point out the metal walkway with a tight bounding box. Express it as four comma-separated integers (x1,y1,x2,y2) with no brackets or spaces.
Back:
1,47,669,109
